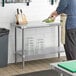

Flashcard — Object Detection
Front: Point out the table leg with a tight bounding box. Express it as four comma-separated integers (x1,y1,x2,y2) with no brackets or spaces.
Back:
15,27,17,64
58,25,60,58
60,73,64,76
22,29,25,68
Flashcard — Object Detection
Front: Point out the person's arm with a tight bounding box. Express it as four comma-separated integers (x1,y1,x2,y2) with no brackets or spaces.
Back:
49,0,68,18
56,0,68,14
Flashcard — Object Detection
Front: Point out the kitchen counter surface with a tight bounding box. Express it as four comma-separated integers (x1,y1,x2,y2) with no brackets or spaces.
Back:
12,21,60,29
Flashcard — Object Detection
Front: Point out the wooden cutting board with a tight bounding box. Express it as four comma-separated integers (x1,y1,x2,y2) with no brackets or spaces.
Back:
15,9,27,25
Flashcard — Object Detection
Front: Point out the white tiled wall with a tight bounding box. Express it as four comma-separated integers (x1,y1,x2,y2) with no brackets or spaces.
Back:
0,0,64,63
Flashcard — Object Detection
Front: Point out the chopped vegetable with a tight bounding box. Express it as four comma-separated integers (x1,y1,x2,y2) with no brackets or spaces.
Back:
42,18,54,23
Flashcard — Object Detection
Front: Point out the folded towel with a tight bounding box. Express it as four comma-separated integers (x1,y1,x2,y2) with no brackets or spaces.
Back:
60,14,67,44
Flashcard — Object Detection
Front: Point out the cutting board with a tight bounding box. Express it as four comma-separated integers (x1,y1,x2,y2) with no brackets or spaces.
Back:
16,9,27,25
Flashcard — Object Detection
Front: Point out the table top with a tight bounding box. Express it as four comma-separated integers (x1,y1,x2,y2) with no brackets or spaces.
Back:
12,21,60,29
50,60,76,76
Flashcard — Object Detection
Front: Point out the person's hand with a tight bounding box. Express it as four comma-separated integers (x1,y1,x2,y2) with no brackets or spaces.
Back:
49,11,58,20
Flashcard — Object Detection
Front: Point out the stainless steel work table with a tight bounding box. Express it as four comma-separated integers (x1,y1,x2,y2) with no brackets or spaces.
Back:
14,21,63,68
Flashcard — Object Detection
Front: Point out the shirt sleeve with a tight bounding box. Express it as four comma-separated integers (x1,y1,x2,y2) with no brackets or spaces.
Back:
56,0,68,14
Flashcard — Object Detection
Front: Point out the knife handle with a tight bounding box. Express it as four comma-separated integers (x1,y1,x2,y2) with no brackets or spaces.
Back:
17,8,19,14
20,9,22,14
